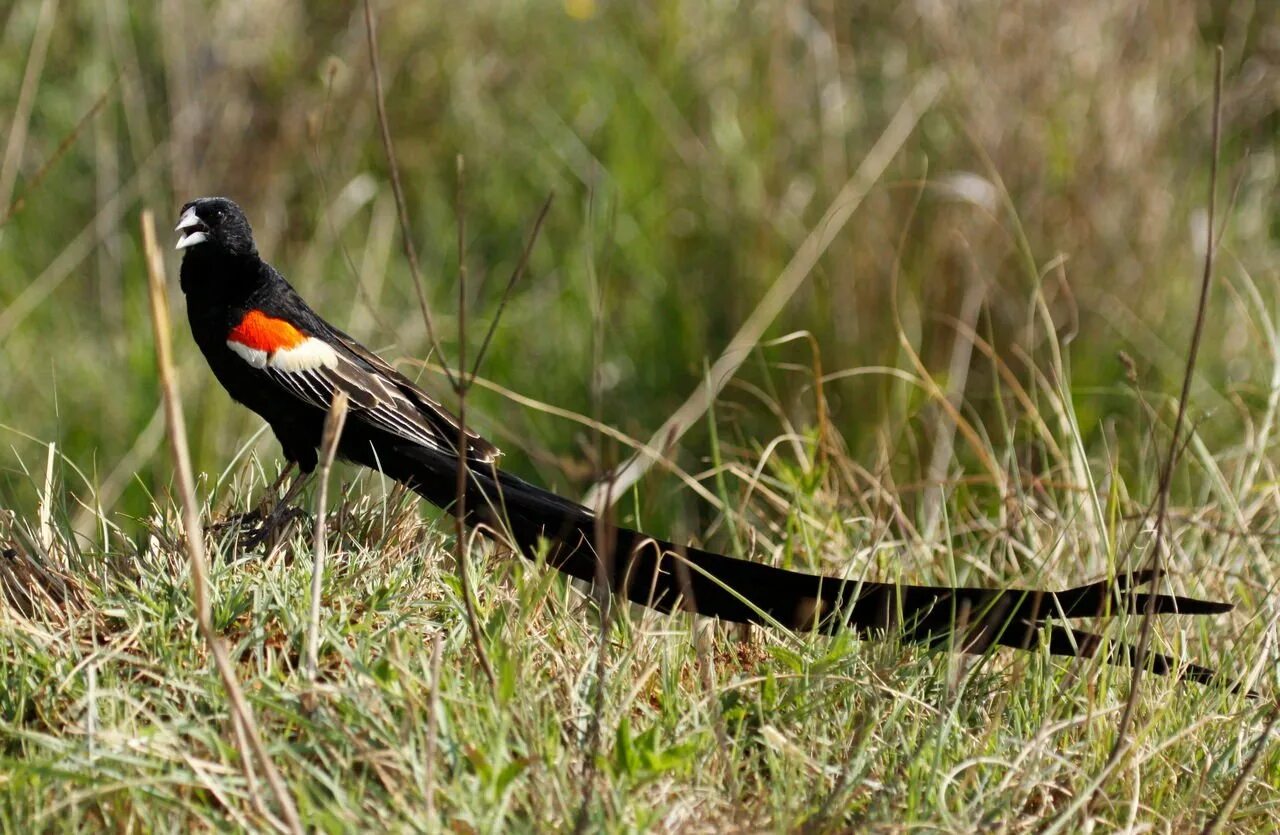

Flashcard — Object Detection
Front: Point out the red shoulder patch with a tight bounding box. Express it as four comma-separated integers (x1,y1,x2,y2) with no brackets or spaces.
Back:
229,310,307,353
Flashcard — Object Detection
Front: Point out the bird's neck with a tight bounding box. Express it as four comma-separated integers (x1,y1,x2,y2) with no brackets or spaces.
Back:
178,250,266,306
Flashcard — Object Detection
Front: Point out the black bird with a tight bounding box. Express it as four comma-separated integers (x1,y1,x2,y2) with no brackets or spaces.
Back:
175,196,1233,686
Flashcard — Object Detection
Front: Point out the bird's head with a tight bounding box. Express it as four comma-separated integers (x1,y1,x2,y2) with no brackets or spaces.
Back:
174,197,257,257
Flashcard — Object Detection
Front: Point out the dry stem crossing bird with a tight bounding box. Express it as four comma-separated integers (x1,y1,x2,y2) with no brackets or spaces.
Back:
174,196,1234,687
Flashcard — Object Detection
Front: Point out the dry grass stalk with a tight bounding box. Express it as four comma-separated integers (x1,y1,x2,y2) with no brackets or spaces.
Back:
0,535,88,626
1110,44,1227,761
361,0,455,391
308,391,349,681
140,209,303,835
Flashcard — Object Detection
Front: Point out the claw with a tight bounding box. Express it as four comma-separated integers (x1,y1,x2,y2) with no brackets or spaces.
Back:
212,471,313,551
236,503,307,549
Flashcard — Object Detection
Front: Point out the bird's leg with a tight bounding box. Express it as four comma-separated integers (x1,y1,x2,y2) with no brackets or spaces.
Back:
239,468,313,549
260,463,297,509
211,463,296,536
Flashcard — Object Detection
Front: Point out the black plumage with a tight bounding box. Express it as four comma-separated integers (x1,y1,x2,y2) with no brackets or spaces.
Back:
176,196,1234,688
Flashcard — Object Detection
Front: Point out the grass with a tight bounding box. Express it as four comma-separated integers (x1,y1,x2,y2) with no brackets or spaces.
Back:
1,421,1274,830
2,0,1279,830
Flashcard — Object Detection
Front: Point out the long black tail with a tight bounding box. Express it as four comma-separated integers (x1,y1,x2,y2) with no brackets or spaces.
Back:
365,441,1234,688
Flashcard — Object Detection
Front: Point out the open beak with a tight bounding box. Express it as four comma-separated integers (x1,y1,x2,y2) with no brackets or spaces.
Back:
175,207,209,249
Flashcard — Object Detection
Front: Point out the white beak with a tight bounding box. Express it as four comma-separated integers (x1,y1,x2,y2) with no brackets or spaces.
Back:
175,207,208,249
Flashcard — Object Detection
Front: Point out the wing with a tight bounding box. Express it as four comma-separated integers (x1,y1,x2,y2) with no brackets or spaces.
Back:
320,322,501,463
225,309,500,463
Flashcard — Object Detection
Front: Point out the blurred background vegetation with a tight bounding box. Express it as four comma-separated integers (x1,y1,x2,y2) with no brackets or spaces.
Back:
1,0,1276,540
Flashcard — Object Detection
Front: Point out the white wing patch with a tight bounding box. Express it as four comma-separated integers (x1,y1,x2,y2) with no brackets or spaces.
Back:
227,341,268,368
268,337,339,372
226,335,337,372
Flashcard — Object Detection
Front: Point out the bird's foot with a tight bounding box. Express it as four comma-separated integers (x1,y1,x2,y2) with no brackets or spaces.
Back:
212,503,308,550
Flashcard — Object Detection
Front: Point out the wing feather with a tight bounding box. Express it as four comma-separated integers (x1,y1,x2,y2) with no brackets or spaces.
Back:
227,312,500,462
259,354,452,455
319,324,501,462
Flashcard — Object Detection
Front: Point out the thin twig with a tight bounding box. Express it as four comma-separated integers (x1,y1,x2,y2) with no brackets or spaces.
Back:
424,631,443,822
573,180,616,830
307,391,349,681
572,476,617,835
140,210,303,834
228,709,276,827
362,0,456,391
1,76,118,227
1117,45,1224,738
364,0,552,692
452,154,496,690
0,0,58,219
469,193,554,381
363,0,494,686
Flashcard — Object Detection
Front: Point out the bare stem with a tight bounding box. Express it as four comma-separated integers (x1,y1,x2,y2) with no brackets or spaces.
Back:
308,392,349,681
452,154,496,690
140,210,302,834
468,193,554,381
362,0,456,391
1202,707,1280,834
1105,44,1225,781
424,631,444,822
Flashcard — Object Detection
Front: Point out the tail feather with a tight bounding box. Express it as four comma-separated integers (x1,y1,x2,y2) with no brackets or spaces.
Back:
363,441,1235,688
1034,624,1245,692
1055,573,1233,617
